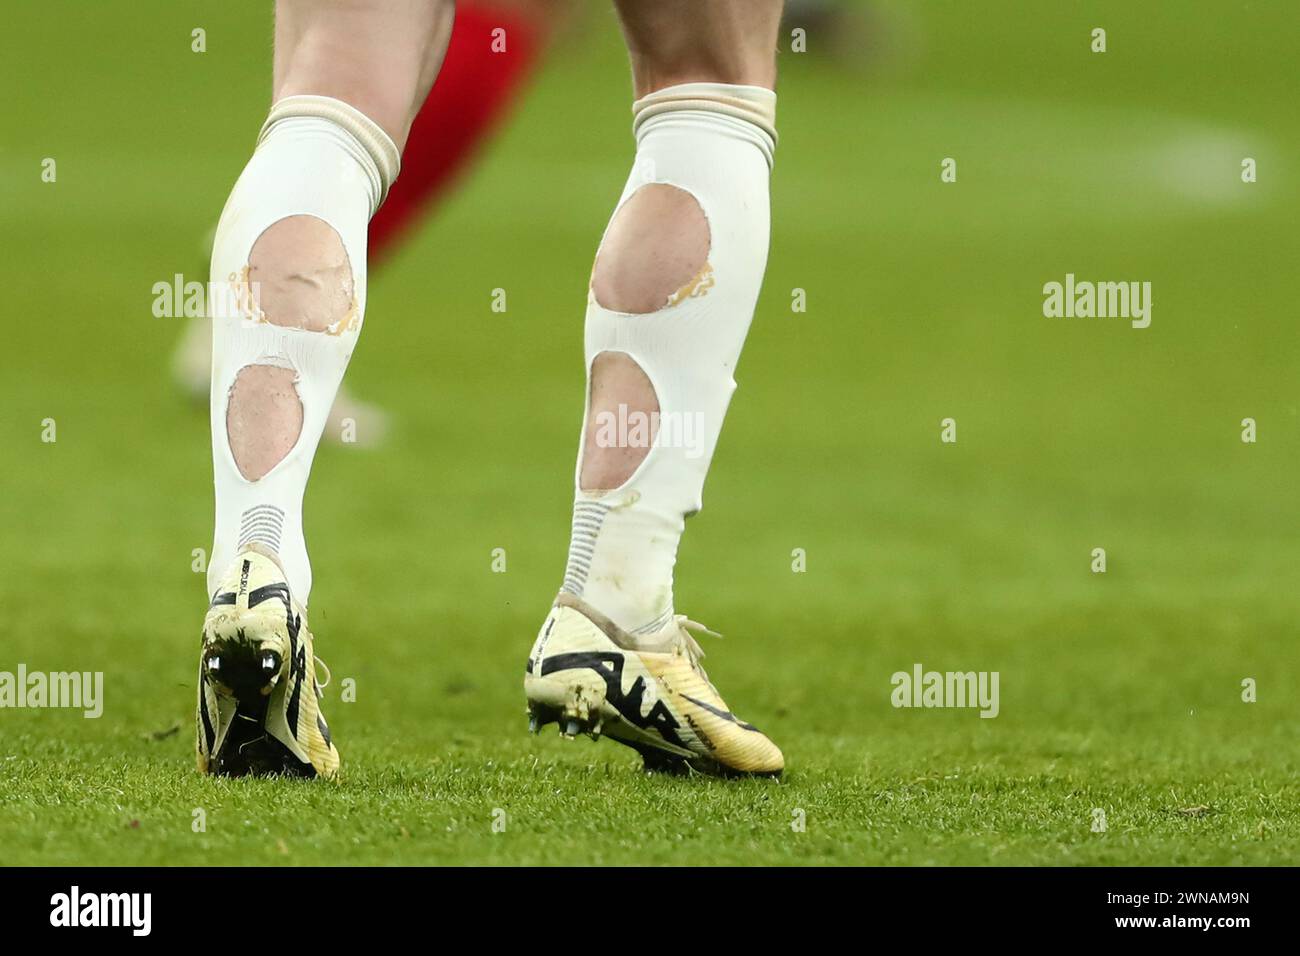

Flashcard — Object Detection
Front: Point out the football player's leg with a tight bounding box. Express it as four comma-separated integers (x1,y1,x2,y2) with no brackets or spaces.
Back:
198,0,455,778
176,0,559,446
215,0,452,601
526,0,786,776
572,0,782,633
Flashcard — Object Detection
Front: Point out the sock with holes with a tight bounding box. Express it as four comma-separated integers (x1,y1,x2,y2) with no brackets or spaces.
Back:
559,83,777,634
207,96,398,605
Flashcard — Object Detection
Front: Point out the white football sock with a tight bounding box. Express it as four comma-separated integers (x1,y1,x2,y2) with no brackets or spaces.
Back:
207,96,398,605
561,83,777,633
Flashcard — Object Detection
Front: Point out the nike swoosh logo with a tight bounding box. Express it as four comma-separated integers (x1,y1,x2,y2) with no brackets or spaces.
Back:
681,694,761,733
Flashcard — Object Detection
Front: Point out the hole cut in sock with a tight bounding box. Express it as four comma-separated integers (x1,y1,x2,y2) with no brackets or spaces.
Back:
591,183,710,315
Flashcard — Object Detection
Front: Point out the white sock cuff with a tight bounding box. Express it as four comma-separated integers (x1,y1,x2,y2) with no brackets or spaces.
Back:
258,95,401,212
632,82,778,168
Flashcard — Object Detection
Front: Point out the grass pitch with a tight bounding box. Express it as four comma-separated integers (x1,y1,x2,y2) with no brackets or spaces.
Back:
1,1,1297,866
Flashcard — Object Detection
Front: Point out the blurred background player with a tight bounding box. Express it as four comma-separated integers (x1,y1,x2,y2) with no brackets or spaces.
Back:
197,0,790,778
